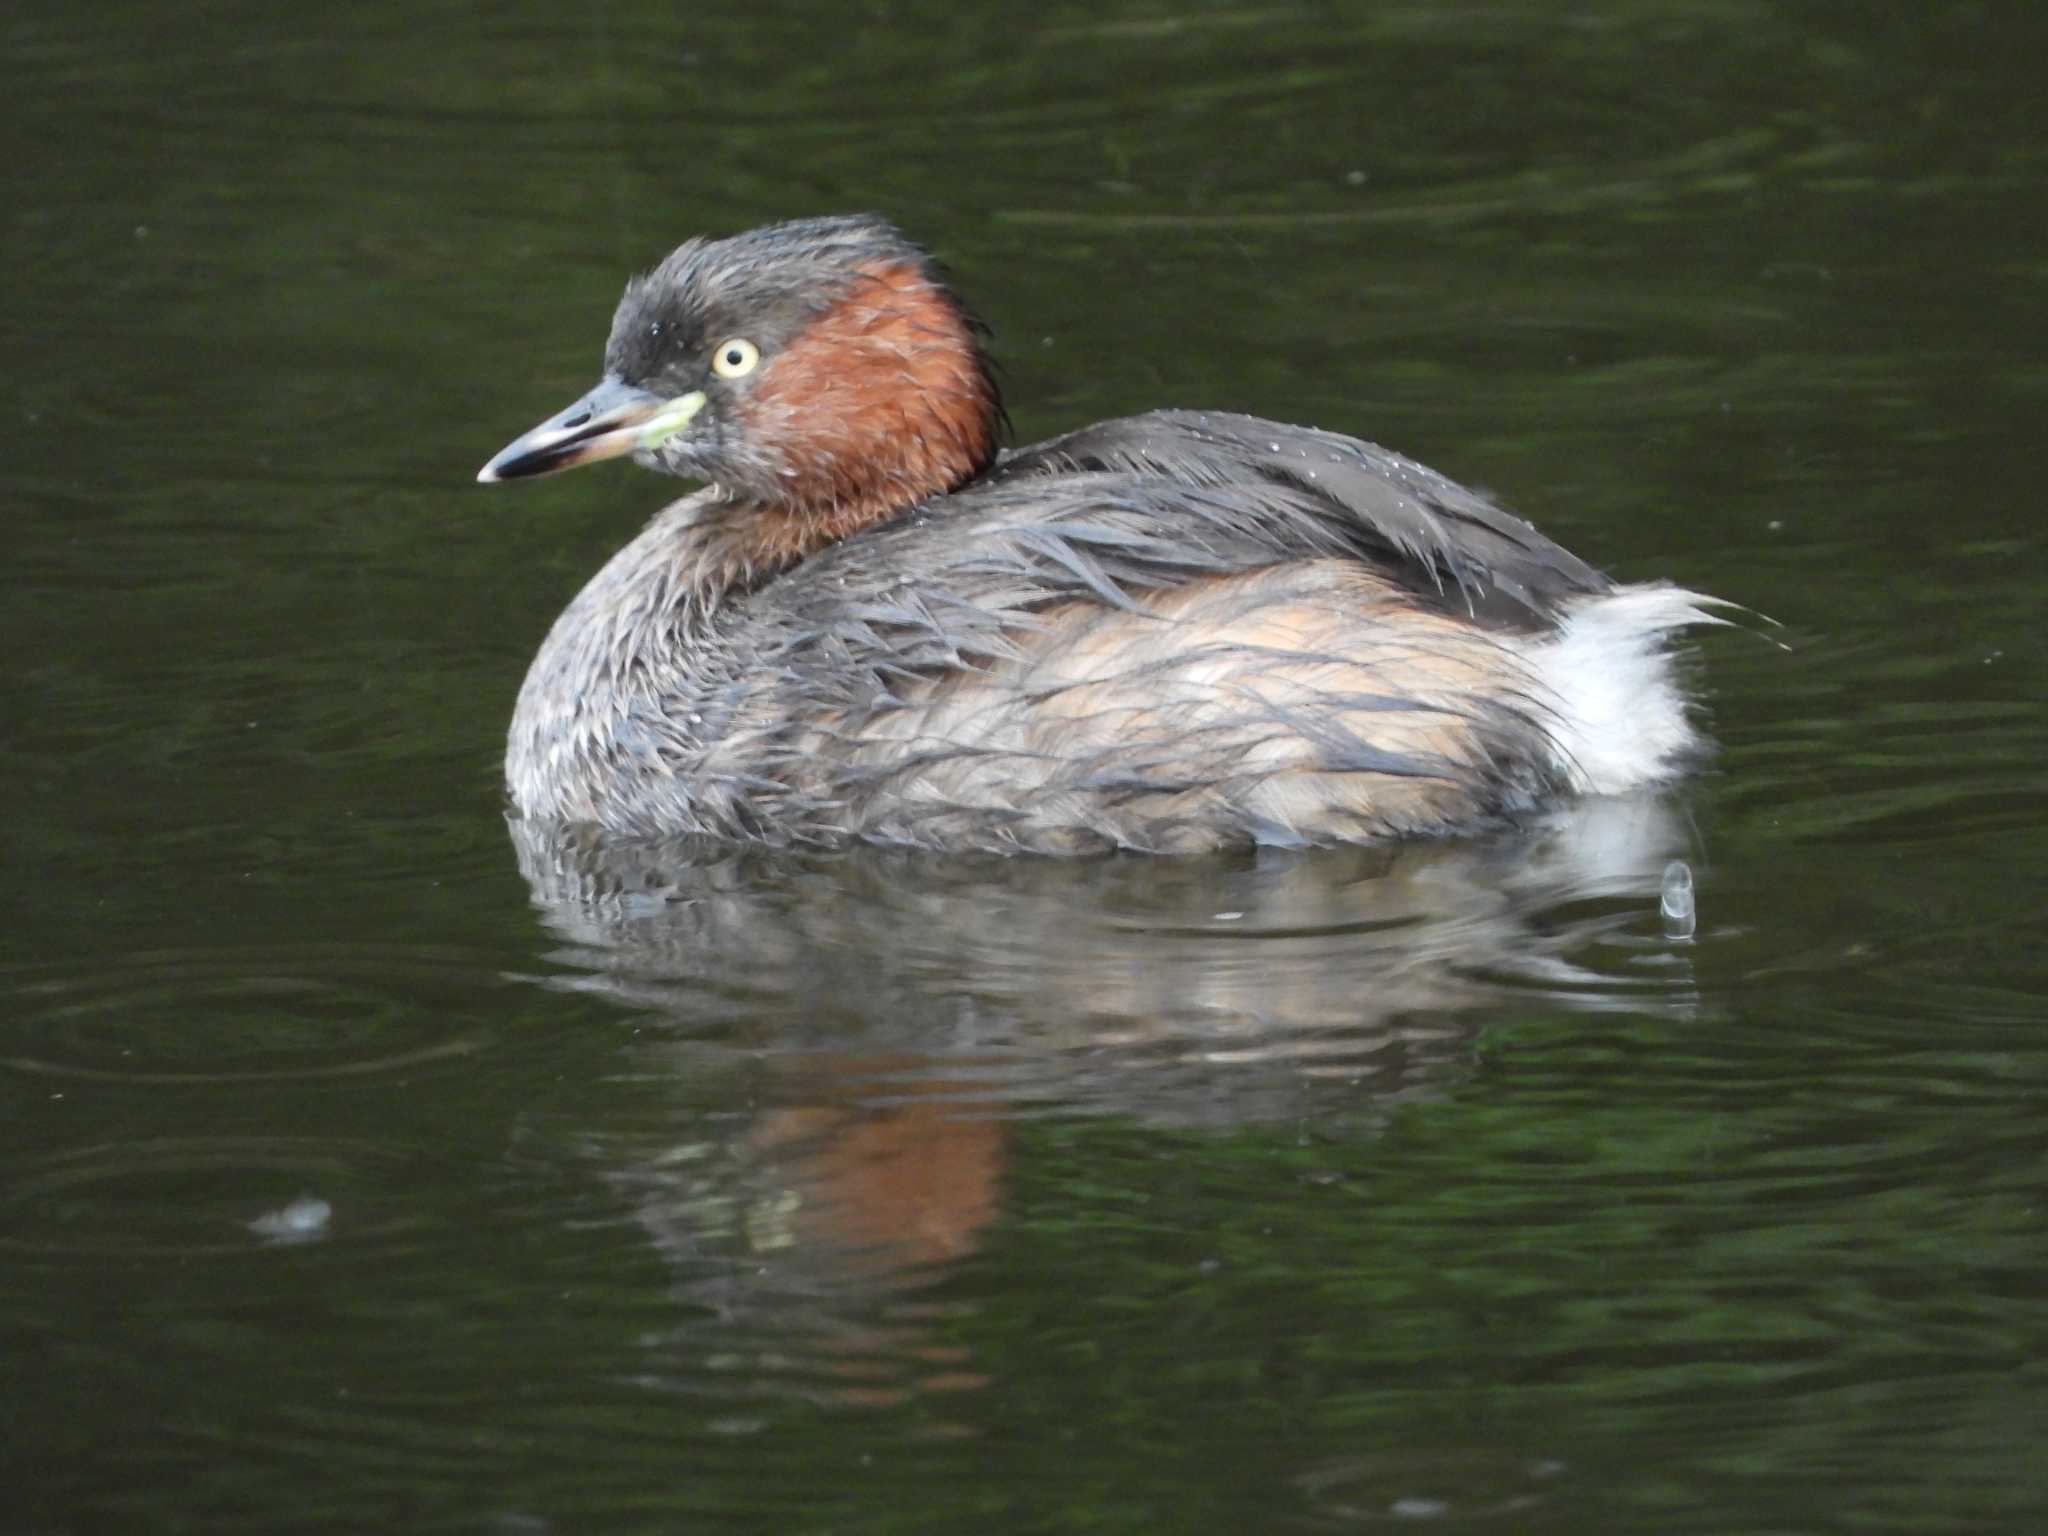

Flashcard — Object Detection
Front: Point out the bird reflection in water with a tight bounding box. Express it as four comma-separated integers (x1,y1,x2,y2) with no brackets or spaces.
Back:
509,794,1702,1420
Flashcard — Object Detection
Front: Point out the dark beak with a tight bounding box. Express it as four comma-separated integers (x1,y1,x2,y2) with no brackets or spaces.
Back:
477,377,698,483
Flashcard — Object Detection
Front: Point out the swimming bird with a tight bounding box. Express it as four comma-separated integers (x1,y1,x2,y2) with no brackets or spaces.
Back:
479,214,1718,854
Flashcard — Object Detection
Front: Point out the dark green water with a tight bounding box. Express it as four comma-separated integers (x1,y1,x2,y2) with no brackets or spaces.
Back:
6,1,2046,1530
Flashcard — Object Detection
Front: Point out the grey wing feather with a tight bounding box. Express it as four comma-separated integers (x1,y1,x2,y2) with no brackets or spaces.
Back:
992,409,1610,622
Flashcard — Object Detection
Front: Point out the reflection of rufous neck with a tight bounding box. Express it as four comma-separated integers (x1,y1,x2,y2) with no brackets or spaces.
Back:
747,1094,1006,1277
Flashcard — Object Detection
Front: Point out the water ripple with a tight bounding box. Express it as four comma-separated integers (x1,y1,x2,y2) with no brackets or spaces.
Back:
0,944,499,1085
0,1134,417,1261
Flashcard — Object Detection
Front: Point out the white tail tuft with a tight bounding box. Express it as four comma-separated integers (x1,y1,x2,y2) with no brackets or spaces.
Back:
1515,583,1730,795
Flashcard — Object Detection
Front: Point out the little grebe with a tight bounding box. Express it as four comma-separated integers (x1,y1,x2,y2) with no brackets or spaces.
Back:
480,214,1719,854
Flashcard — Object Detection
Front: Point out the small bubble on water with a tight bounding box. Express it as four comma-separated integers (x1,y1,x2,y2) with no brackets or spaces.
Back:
1660,860,1696,939
249,1195,332,1245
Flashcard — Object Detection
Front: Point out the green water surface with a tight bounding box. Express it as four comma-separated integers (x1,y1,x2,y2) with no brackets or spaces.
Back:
4,2,2045,1531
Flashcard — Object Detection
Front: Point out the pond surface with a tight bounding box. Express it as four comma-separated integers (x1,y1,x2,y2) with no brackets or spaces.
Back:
5,1,2046,1530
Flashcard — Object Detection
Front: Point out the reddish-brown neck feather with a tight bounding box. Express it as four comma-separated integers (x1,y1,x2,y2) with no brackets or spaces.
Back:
736,261,998,565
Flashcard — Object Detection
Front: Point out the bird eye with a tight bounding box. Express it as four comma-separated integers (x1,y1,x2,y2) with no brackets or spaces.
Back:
711,338,760,379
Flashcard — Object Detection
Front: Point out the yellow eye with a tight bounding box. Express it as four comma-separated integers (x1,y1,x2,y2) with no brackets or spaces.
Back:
711,338,760,379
